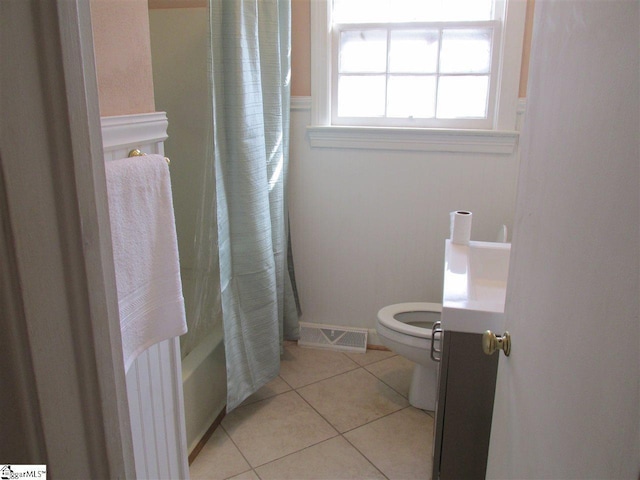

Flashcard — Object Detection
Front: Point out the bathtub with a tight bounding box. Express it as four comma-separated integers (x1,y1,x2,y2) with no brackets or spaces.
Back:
181,319,227,454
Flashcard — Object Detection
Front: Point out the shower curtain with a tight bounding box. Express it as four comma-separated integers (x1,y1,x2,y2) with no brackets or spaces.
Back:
209,0,299,412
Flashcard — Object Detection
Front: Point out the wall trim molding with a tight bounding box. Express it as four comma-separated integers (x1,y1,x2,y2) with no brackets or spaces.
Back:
294,96,525,154
149,0,206,8
101,112,168,153
291,96,312,111
306,125,520,154
516,97,527,131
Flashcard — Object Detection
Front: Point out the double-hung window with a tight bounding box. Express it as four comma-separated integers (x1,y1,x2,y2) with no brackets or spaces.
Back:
310,0,527,150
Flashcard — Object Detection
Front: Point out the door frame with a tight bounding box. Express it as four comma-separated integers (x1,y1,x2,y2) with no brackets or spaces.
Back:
1,1,134,476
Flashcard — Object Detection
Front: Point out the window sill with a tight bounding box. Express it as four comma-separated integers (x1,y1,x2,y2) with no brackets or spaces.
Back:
306,125,519,154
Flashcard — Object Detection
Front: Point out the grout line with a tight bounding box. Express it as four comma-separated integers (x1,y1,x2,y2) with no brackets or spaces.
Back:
227,390,341,471
291,364,411,433
223,467,256,480
277,373,294,391
249,467,261,480
281,362,361,391
220,423,256,475
341,432,390,480
291,371,393,480
292,387,341,436
250,436,340,474
338,403,411,436
363,365,410,399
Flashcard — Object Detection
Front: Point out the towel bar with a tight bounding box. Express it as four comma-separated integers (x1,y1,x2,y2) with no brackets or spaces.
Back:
128,148,170,166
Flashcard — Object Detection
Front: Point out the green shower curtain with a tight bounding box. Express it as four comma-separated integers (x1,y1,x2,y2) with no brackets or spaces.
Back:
209,0,299,412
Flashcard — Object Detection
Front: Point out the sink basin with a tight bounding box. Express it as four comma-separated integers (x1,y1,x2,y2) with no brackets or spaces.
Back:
442,240,511,334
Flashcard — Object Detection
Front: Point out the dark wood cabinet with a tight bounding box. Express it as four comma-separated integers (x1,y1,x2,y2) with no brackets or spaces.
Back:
432,331,499,480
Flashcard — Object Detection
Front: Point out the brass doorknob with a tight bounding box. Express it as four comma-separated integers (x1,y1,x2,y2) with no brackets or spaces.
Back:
482,330,511,356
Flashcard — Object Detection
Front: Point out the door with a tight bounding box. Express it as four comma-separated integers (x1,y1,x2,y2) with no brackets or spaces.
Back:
486,1,639,478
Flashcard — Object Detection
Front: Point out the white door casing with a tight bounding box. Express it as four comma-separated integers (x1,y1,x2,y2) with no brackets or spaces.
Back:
1,1,135,476
487,1,639,478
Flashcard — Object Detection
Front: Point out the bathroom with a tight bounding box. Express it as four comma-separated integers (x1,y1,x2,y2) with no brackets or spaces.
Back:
94,0,637,477
143,0,524,473
1,0,638,479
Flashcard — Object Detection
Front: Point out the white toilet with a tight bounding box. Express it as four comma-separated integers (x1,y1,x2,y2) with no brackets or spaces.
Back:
376,302,442,411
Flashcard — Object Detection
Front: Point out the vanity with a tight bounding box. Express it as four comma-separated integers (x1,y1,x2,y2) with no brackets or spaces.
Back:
432,240,511,480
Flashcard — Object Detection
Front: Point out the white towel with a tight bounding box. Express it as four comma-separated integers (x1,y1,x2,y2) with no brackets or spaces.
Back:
106,154,187,372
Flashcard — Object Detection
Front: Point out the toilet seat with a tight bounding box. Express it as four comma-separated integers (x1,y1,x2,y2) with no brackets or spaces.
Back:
377,302,442,338
376,302,443,410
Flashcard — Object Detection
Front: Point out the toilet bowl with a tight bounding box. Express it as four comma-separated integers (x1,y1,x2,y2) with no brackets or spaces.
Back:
376,302,442,411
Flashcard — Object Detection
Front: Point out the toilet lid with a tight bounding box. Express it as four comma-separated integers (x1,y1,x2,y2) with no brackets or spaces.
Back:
377,302,442,339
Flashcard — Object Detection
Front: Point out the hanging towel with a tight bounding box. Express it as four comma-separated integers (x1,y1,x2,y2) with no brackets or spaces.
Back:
106,154,187,372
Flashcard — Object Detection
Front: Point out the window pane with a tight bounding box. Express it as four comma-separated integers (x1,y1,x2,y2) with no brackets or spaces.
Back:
440,29,492,74
389,30,439,73
387,76,436,118
339,30,387,73
333,0,494,22
338,75,386,117
333,0,390,23
437,76,489,118
439,0,493,21
388,0,440,22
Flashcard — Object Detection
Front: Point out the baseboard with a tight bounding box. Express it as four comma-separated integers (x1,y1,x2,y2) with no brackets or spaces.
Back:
367,328,383,348
367,344,391,352
188,405,226,465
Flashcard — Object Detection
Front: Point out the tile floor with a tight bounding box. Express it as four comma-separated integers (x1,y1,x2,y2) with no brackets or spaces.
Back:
189,342,434,480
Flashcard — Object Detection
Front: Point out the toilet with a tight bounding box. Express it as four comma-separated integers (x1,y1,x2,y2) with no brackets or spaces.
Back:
376,302,442,411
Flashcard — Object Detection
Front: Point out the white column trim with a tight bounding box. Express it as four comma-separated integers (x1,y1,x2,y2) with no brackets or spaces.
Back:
291,96,312,111
310,0,331,126
101,112,190,480
101,112,168,153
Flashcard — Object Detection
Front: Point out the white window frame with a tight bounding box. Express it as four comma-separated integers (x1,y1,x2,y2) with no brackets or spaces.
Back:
308,0,528,153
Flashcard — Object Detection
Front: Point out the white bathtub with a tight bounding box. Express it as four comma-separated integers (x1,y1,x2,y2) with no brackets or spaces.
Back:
181,320,227,454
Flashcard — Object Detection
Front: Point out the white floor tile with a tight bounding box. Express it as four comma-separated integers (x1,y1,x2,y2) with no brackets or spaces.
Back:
189,427,250,480
298,368,409,433
240,375,291,407
255,436,386,480
345,349,396,366
279,343,359,388
227,470,259,480
345,406,434,480
190,347,435,480
365,354,415,398
222,390,338,467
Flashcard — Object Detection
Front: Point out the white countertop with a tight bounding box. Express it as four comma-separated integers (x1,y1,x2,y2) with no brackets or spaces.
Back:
442,240,511,334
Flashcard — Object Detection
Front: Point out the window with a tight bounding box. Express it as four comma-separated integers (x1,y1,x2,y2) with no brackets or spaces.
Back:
309,0,527,151
333,0,500,128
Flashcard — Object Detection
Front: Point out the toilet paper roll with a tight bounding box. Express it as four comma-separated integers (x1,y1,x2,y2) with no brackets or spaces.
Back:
450,211,472,245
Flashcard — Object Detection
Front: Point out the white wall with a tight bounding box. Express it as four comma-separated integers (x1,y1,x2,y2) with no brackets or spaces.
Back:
289,101,522,341
146,9,524,346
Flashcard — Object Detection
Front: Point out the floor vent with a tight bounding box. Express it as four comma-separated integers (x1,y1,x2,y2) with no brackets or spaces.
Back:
298,322,368,353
